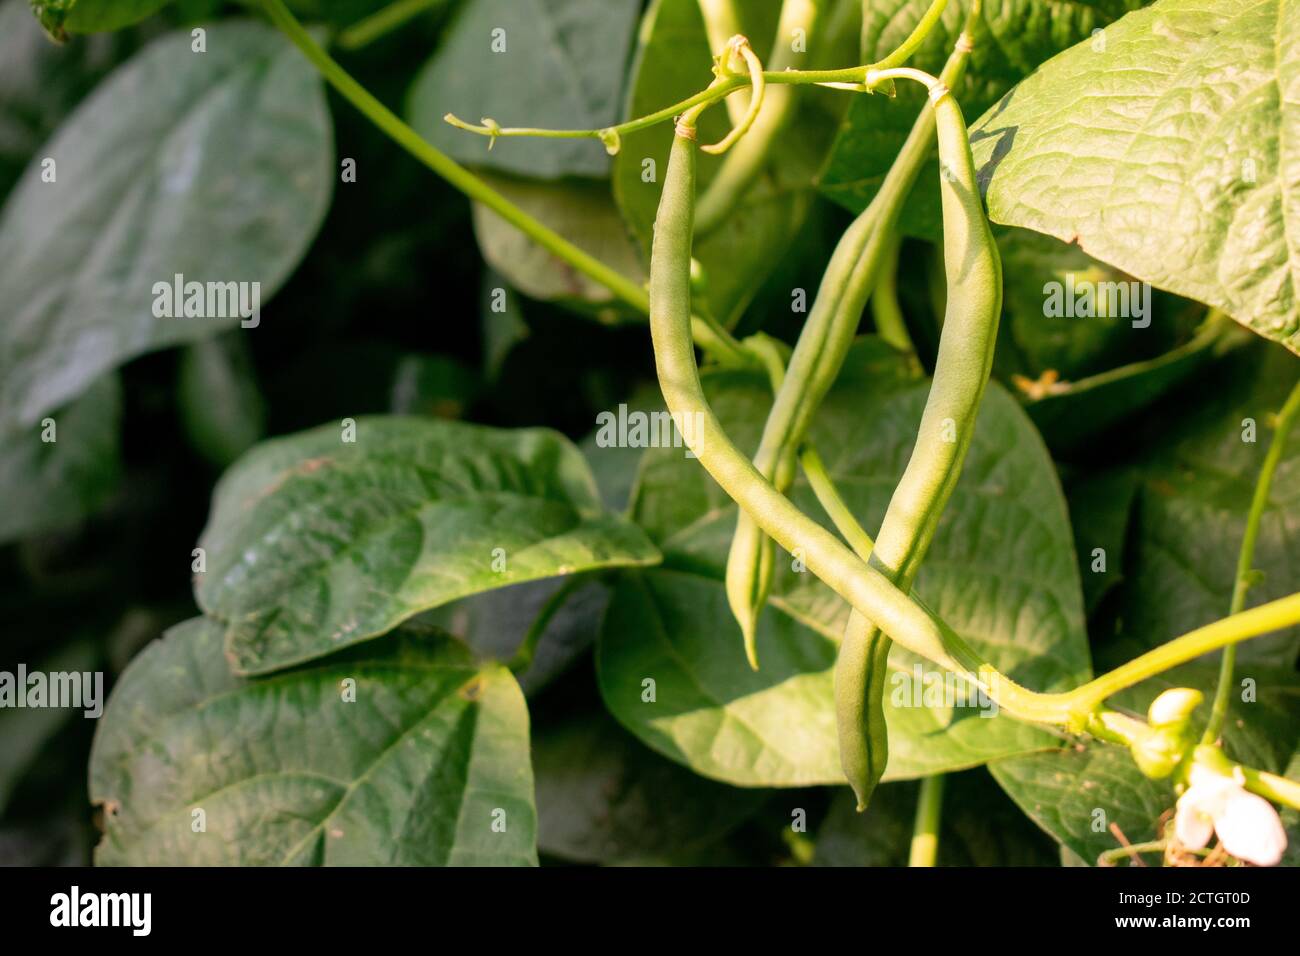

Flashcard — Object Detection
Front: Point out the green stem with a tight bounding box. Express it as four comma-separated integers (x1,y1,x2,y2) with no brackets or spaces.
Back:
261,0,753,368
447,0,951,156
446,65,871,145
1097,840,1169,866
336,0,445,50
1064,592,1300,715
799,444,875,558
1241,765,1300,812
1202,377,1300,745
908,774,945,867
875,0,951,71
508,575,587,673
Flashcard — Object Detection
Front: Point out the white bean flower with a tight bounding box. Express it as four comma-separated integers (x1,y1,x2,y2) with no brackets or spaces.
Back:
1175,764,1287,866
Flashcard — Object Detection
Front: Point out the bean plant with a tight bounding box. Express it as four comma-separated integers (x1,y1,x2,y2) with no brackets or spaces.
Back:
2,0,1298,869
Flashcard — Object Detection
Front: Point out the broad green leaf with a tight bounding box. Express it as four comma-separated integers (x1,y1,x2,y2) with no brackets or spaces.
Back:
820,0,1144,239
470,172,645,319
177,334,266,469
0,21,334,431
597,340,1090,786
612,0,859,326
1104,345,1300,669
533,708,764,864
814,770,1057,866
196,416,660,675
30,0,170,38
90,617,538,865
991,664,1300,864
407,0,641,179
0,374,120,544
970,0,1300,354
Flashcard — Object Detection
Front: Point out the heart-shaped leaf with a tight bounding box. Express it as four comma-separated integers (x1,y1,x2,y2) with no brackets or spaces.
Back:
90,617,538,865
0,21,334,431
970,0,1300,353
196,417,660,675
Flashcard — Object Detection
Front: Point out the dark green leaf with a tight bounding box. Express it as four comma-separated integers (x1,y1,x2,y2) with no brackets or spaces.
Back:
196,416,660,675
90,617,538,865
1106,346,1300,668
0,374,120,544
407,0,641,179
814,770,1058,866
177,334,266,469
0,21,334,431
533,708,764,863
1022,319,1251,456
425,576,610,696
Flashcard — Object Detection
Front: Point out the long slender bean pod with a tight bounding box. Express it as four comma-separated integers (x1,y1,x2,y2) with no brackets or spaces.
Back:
725,27,976,670
837,49,1002,810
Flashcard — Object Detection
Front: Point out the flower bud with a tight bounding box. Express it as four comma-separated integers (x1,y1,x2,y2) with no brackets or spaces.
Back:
1147,687,1203,729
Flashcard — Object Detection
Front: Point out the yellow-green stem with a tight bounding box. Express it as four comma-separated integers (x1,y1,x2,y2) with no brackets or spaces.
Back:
908,774,945,866
1202,377,1300,744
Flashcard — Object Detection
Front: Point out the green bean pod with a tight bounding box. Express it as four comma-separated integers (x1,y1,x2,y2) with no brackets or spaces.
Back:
647,115,1070,733
725,32,974,671
835,74,1003,811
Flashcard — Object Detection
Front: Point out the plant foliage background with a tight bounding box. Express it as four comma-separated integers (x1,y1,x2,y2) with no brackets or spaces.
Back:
1,0,1297,867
